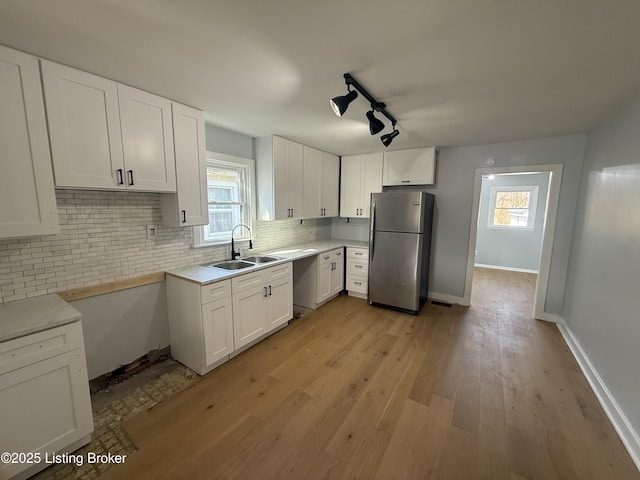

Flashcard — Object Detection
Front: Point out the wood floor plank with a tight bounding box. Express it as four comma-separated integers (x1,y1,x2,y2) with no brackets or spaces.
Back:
101,269,639,480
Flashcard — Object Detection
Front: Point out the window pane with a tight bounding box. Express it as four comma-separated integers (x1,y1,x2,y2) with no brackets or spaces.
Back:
490,188,535,228
209,186,232,202
493,208,529,226
196,156,253,246
495,191,530,209
206,166,242,203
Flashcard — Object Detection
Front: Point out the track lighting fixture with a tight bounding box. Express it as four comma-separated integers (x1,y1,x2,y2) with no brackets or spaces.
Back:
330,73,399,146
330,88,358,117
381,125,399,147
366,110,385,135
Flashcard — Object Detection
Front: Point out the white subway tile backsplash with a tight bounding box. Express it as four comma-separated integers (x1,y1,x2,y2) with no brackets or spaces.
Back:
0,189,330,303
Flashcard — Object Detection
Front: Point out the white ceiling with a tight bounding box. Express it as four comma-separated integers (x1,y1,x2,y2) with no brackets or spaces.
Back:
2,0,640,156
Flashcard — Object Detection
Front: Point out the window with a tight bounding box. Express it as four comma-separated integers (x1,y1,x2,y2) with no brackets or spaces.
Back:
488,186,538,230
194,153,255,246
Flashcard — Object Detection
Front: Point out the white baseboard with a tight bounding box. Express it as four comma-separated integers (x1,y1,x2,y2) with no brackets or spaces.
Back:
474,263,538,274
428,292,467,306
557,321,640,471
536,311,562,323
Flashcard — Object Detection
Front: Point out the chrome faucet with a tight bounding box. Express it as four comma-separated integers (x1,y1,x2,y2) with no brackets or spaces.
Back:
230,224,253,260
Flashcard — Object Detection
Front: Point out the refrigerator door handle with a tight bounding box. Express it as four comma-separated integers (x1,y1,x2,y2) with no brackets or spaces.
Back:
370,198,376,261
371,199,376,232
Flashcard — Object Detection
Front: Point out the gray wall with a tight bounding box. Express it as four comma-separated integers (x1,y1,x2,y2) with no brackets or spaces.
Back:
475,172,550,271
74,283,169,380
430,134,585,313
562,93,640,437
205,123,254,159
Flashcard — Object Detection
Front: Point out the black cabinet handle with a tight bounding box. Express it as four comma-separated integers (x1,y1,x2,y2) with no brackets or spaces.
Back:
181,210,187,223
127,170,134,186
268,285,272,296
263,287,268,297
116,169,124,185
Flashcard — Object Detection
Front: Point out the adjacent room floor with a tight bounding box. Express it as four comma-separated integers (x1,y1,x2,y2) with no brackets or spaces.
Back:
37,268,639,479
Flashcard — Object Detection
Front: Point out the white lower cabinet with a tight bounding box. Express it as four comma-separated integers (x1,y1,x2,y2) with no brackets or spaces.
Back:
166,277,234,375
0,322,93,480
346,247,369,298
167,262,293,374
232,263,293,350
293,248,344,310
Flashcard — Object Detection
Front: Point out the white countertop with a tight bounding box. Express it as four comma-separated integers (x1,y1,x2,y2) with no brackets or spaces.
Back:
166,239,368,285
0,294,83,343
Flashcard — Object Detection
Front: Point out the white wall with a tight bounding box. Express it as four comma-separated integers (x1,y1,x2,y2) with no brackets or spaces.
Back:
430,134,585,313
561,93,640,449
475,172,549,271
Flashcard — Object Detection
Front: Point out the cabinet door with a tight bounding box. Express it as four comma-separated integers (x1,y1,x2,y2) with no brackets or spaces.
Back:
316,261,333,303
322,152,340,217
339,155,362,218
383,147,436,185
302,146,323,218
331,258,345,295
267,276,293,330
161,103,207,226
273,137,291,220
41,60,125,190
288,141,304,219
0,46,59,238
118,85,176,192
202,296,234,365
0,349,92,479
361,152,384,218
232,286,267,349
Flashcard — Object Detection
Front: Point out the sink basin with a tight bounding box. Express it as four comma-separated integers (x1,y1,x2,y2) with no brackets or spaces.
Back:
204,260,254,270
241,255,282,264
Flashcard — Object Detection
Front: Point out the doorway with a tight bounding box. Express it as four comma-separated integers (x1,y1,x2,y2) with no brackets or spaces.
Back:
463,164,563,321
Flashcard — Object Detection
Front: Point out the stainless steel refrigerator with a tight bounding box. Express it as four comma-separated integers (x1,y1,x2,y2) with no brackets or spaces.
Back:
368,191,435,314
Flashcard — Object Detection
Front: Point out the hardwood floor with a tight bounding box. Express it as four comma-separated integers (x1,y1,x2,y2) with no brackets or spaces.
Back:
103,268,639,479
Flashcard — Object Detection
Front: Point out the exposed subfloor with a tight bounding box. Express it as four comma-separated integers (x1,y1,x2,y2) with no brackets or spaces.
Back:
31,359,198,480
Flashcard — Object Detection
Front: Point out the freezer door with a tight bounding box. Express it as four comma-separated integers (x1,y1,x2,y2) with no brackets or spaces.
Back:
371,191,426,233
368,231,422,311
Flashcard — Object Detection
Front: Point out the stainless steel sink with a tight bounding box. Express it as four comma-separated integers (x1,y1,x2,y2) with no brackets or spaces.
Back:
204,260,255,270
241,255,282,264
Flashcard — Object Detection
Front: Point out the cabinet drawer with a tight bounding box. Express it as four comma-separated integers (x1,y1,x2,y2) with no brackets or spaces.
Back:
347,258,368,277
346,275,368,294
266,262,292,282
318,248,344,265
201,279,231,304
232,270,266,294
0,322,84,375
347,247,369,260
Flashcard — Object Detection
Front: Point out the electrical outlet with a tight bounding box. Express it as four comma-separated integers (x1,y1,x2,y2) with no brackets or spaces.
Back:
147,225,157,240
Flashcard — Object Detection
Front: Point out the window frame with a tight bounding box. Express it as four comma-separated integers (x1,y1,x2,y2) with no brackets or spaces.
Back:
487,185,539,231
193,152,255,248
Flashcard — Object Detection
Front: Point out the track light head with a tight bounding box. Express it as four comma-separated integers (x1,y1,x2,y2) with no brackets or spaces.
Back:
366,110,385,135
381,128,399,147
330,89,358,117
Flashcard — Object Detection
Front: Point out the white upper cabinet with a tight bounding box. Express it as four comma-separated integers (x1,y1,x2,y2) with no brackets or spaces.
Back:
0,46,58,238
302,146,323,218
321,152,340,217
160,103,208,226
382,146,437,186
118,85,176,192
340,152,383,218
41,60,124,189
256,135,303,220
42,60,176,192
302,147,339,219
